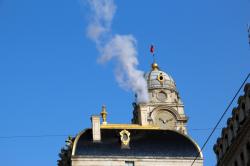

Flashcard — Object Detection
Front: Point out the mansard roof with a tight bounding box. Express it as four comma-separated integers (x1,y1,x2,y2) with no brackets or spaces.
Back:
72,128,202,158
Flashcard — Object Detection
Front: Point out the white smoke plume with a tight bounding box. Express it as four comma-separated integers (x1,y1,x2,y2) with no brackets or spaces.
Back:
86,0,149,103
86,0,116,43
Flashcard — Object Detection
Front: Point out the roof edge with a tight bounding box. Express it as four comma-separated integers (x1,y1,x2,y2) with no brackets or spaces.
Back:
72,128,91,156
72,128,203,158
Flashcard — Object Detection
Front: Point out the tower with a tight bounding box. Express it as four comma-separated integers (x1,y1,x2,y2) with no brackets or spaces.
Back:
132,62,188,134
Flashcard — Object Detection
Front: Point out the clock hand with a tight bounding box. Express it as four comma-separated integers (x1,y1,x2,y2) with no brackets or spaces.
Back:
159,118,165,123
166,118,173,123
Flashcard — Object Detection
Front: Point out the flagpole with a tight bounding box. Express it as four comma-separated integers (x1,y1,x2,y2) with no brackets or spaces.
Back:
248,24,250,47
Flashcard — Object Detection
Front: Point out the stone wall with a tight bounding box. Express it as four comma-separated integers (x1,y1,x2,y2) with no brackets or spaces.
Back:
213,83,250,166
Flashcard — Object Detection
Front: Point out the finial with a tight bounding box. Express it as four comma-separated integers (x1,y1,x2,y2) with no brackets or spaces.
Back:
100,105,108,125
151,62,159,71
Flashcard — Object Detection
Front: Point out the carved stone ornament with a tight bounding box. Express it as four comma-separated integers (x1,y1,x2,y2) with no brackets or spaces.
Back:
157,91,168,101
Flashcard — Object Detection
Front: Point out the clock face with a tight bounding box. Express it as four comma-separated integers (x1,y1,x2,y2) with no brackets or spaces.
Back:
154,110,176,129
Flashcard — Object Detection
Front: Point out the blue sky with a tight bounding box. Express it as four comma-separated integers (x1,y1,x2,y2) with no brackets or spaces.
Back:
0,0,249,165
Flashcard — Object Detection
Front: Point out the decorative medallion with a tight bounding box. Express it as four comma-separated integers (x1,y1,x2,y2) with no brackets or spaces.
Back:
157,91,167,101
120,129,130,148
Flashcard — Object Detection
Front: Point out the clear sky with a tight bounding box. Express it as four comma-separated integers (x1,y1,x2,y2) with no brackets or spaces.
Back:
0,0,249,165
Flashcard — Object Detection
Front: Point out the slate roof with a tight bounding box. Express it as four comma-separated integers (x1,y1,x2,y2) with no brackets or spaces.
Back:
73,129,201,158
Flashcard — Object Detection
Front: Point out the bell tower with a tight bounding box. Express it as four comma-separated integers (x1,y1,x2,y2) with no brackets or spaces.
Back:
132,62,188,134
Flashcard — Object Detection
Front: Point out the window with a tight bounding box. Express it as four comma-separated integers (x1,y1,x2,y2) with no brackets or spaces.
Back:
247,142,250,166
234,160,238,166
125,161,134,166
240,152,245,165
219,144,223,153
230,125,234,138
225,135,229,150
247,142,250,154
242,103,245,110
236,115,239,122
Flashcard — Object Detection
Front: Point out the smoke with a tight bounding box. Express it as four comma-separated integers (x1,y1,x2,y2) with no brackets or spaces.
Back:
86,0,116,43
86,0,148,103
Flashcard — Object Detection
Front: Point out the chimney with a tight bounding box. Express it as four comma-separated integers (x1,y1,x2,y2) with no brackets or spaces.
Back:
138,104,148,125
91,115,101,142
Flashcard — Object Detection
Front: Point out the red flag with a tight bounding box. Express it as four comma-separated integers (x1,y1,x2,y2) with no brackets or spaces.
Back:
150,45,154,54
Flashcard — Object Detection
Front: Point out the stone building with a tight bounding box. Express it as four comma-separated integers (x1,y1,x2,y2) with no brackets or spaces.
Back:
213,83,250,166
58,62,204,166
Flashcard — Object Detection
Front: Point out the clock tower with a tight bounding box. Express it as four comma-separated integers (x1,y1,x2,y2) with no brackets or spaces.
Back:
132,62,188,134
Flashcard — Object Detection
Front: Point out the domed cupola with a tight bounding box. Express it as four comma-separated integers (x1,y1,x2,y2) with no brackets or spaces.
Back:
132,61,188,133
145,62,176,91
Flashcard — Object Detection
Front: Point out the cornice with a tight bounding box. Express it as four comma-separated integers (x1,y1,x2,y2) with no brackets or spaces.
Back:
218,117,250,165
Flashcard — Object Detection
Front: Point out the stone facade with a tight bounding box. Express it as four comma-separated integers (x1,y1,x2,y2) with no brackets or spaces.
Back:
72,156,203,166
214,83,250,166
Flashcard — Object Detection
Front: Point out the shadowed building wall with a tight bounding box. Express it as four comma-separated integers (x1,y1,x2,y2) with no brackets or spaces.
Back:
214,83,250,166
